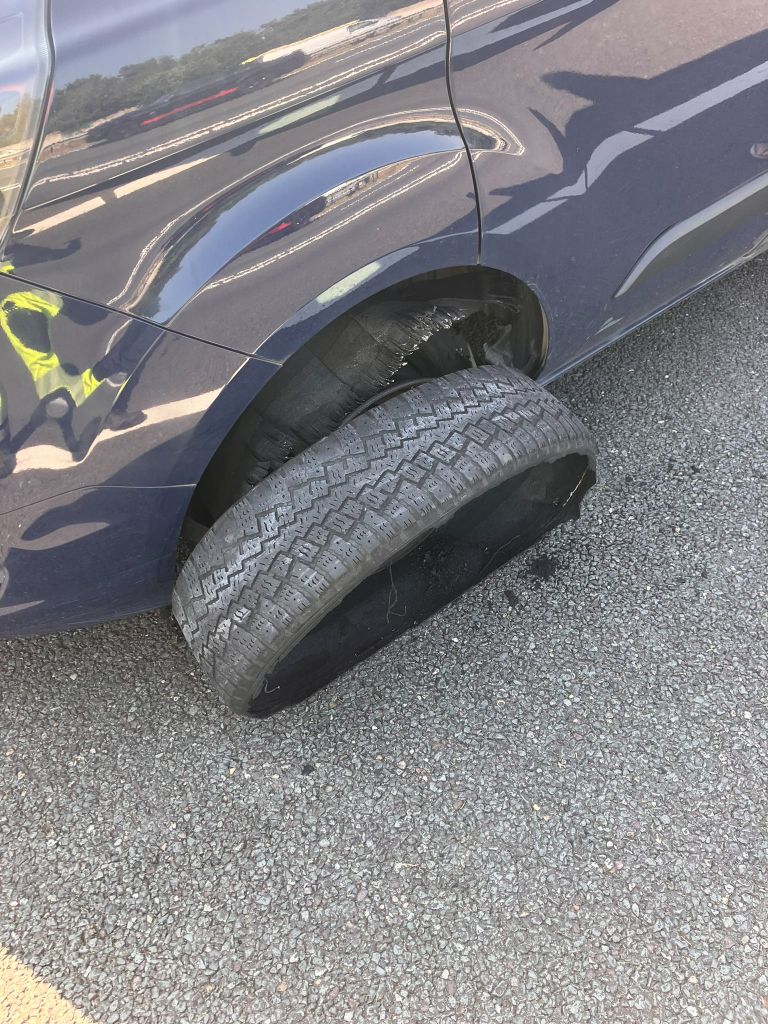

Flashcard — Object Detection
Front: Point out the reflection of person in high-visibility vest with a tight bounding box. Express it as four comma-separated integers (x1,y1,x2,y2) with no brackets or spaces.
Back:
0,275,104,466
0,263,148,476
0,287,103,403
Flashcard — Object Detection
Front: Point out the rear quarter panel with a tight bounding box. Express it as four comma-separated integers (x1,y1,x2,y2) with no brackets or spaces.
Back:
8,0,479,352
0,0,481,633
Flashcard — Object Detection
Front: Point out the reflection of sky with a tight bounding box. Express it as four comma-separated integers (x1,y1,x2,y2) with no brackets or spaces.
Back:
57,0,304,84
0,92,19,116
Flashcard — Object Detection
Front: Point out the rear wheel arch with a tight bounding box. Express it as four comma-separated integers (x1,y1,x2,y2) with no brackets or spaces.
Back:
181,264,549,540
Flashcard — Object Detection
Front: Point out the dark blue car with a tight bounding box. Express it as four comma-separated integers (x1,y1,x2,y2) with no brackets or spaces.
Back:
1,0,766,713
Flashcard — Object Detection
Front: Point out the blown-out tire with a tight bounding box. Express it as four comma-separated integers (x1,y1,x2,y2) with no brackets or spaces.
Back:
173,367,596,715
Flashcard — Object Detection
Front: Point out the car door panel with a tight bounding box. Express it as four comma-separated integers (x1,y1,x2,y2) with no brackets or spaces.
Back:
446,0,768,375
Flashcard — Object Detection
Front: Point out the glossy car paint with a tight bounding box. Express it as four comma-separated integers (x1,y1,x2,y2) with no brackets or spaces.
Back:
0,0,477,632
0,0,766,634
446,0,768,376
8,0,478,343
0,276,272,631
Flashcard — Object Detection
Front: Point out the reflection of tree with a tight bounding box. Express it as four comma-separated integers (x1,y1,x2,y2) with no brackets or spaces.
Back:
0,95,32,148
50,0,408,135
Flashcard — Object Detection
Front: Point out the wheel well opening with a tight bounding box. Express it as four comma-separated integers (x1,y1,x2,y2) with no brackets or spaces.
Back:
186,266,546,536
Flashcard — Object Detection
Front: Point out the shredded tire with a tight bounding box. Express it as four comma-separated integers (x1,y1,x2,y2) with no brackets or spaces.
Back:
173,367,595,715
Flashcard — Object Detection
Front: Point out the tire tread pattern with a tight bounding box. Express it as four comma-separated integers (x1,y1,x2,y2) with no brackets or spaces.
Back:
173,368,595,713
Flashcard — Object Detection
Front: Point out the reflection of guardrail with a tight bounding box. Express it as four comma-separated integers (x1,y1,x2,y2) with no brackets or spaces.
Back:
34,1,444,170
0,142,27,166
257,1,437,64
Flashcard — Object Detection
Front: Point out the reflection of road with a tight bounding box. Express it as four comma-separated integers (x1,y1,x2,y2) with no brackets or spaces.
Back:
18,93,464,335
444,0,768,372
32,10,444,205
198,151,464,295
10,0,471,350
6,0,471,346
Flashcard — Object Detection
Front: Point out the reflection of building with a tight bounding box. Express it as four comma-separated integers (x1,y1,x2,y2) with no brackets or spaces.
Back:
256,22,393,64
249,1,437,65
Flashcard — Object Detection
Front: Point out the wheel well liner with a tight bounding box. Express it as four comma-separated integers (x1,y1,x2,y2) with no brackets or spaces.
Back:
187,266,546,531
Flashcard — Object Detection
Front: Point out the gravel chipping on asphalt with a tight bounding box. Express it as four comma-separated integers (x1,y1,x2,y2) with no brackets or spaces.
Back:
1,256,767,1024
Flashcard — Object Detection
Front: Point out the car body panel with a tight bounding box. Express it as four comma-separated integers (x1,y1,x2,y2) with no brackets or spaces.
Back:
7,0,479,351
0,0,480,633
0,486,192,633
0,274,273,515
0,272,281,634
1,0,767,634
445,0,768,378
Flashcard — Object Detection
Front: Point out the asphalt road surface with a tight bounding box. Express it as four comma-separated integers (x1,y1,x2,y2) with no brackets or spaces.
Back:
1,256,767,1024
